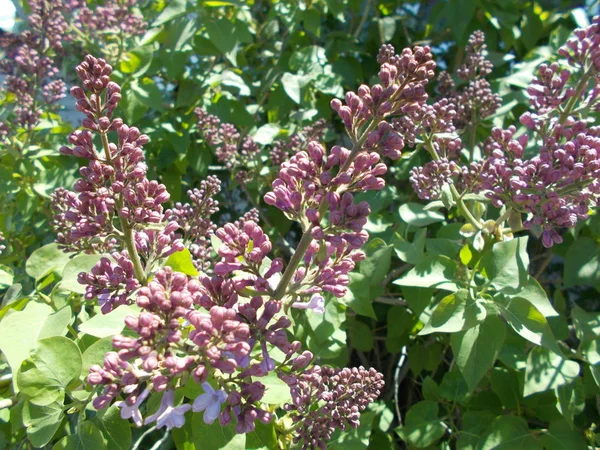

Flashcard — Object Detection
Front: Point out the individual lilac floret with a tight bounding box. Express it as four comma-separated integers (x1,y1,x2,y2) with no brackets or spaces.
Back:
115,387,150,426
145,390,191,430
192,382,228,424
292,294,325,314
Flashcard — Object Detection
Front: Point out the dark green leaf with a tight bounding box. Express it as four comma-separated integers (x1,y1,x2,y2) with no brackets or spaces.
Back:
451,314,506,391
395,400,446,448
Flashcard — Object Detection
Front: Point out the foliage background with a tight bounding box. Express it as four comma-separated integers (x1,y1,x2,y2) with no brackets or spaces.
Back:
2,0,600,449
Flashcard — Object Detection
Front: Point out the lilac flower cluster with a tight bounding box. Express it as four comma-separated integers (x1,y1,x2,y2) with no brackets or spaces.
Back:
436,31,501,130
167,176,222,272
51,54,385,442
195,108,260,183
283,366,384,449
471,18,600,247
87,264,310,433
73,0,146,39
265,44,435,300
51,55,182,309
0,0,67,131
407,21,600,248
269,119,329,166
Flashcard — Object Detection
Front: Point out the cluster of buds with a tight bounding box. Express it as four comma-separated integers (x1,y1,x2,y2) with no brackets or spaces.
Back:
195,108,260,183
166,176,222,272
51,55,182,310
47,54,385,442
269,119,329,166
265,44,435,301
0,232,5,255
435,31,501,130
406,21,600,248
87,265,311,434
72,0,146,60
283,366,385,449
0,1,67,131
472,18,600,247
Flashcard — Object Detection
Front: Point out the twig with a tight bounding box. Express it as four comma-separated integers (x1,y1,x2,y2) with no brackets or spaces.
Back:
393,346,409,426
352,0,372,41
533,252,553,280
131,425,157,450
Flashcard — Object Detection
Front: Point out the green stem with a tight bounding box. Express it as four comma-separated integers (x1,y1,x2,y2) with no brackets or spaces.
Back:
558,70,592,124
424,135,483,230
100,132,147,285
273,119,379,300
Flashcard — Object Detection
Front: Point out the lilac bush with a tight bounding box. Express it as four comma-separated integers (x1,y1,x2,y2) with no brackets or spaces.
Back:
2,4,600,450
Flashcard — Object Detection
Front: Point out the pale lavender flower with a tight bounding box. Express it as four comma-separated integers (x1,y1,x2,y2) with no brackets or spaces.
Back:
192,382,227,424
115,387,150,426
144,390,191,430
292,294,325,314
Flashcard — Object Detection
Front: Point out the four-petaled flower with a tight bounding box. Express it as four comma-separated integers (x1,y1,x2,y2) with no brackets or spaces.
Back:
292,294,325,314
192,382,228,424
145,390,191,430
115,388,150,427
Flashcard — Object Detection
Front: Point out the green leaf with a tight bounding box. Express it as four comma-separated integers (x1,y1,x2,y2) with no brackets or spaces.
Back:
480,237,529,293
253,124,281,145
516,276,558,317
26,243,72,281
94,406,132,450
153,0,187,25
439,369,469,403
53,421,107,450
393,228,426,265
79,305,138,338
0,302,71,371
60,254,103,294
119,46,153,77
260,372,292,404
289,45,327,72
393,255,459,292
82,337,114,376
245,421,278,450
395,400,445,448
524,347,579,397
0,265,14,286
539,420,587,450
123,78,162,123
564,237,600,289
451,314,506,391
478,416,541,450
555,379,585,428
17,337,82,406
499,296,562,356
341,273,376,318
328,409,376,450
165,249,200,276
398,203,445,228
22,400,63,447
172,413,245,450
401,286,434,317
360,238,392,287
208,70,251,96
420,289,485,335
349,319,374,352
571,305,600,343
386,306,418,353
281,72,302,104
